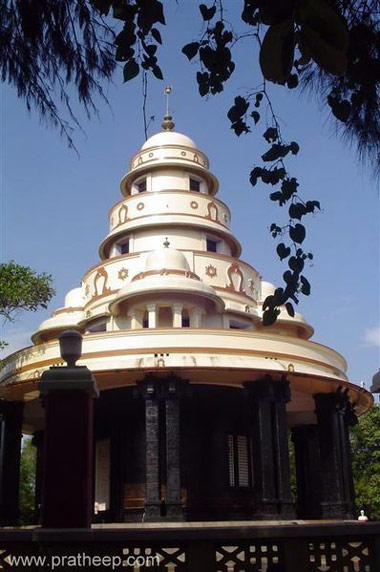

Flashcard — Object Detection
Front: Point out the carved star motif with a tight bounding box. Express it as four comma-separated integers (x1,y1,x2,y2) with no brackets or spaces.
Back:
205,264,217,278
118,267,129,281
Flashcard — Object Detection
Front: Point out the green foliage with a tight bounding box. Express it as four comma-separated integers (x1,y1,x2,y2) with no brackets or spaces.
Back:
351,404,380,520
19,437,36,525
0,261,55,322
0,261,55,350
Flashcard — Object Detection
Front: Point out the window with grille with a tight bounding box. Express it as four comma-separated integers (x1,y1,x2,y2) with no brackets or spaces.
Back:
228,434,254,488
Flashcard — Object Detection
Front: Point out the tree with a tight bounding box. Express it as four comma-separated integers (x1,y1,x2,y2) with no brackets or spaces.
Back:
1,0,379,323
18,437,37,525
0,261,55,350
351,404,380,520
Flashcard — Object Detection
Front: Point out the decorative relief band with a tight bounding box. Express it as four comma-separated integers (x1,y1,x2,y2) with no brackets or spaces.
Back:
225,263,245,293
205,200,219,222
93,267,111,298
132,268,200,282
118,204,129,225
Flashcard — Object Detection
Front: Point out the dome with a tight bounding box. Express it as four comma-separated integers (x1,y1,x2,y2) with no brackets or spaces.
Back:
260,281,276,300
109,273,225,316
64,287,85,308
145,247,190,273
141,130,197,150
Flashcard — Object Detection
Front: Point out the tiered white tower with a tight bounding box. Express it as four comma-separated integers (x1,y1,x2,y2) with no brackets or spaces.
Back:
1,116,371,419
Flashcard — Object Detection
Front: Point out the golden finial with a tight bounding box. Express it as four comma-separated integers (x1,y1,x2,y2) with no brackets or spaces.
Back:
162,86,175,131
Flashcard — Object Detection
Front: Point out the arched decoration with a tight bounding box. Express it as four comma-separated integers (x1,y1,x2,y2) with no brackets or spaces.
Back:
138,156,143,165
93,267,111,298
193,153,199,163
225,264,244,293
117,204,129,225
205,200,219,222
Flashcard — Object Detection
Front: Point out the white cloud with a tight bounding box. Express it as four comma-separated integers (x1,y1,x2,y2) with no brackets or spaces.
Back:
363,326,380,347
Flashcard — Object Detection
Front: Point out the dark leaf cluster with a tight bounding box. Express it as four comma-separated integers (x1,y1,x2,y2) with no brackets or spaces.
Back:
183,6,235,96
0,0,117,147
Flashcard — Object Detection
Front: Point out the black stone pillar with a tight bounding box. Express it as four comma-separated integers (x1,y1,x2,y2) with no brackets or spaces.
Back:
142,380,161,521
244,376,294,519
292,425,322,519
314,390,357,519
31,430,44,524
165,377,186,521
139,376,187,522
0,401,24,526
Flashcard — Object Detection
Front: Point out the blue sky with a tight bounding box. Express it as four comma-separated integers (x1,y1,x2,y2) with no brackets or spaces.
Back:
1,2,379,392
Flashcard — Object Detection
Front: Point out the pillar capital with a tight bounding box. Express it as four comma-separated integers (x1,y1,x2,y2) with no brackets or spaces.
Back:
244,375,290,403
137,375,189,401
314,388,358,427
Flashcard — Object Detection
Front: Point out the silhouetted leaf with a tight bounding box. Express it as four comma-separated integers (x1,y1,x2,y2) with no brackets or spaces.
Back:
300,24,347,76
199,4,216,21
151,28,162,44
300,275,311,295
277,243,291,260
287,73,298,88
152,64,163,80
182,42,200,60
123,59,139,82
289,223,306,244
251,111,260,124
329,97,352,122
263,307,281,326
289,256,304,272
262,143,290,161
289,202,307,220
289,141,300,154
263,127,278,142
285,302,295,317
250,167,262,186
260,18,295,84
281,177,299,199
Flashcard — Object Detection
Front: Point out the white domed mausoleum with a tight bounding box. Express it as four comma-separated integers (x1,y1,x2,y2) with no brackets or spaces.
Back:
0,114,373,526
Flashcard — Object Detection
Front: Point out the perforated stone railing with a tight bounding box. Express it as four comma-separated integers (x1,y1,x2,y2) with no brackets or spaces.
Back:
0,522,379,571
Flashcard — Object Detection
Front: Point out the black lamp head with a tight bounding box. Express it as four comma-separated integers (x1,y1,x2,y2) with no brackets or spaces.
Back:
59,330,83,367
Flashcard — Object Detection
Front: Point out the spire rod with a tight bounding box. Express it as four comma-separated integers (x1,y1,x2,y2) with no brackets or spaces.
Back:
165,85,172,116
162,85,175,131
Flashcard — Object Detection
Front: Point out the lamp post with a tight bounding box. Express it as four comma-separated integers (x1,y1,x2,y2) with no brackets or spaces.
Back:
39,330,98,528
